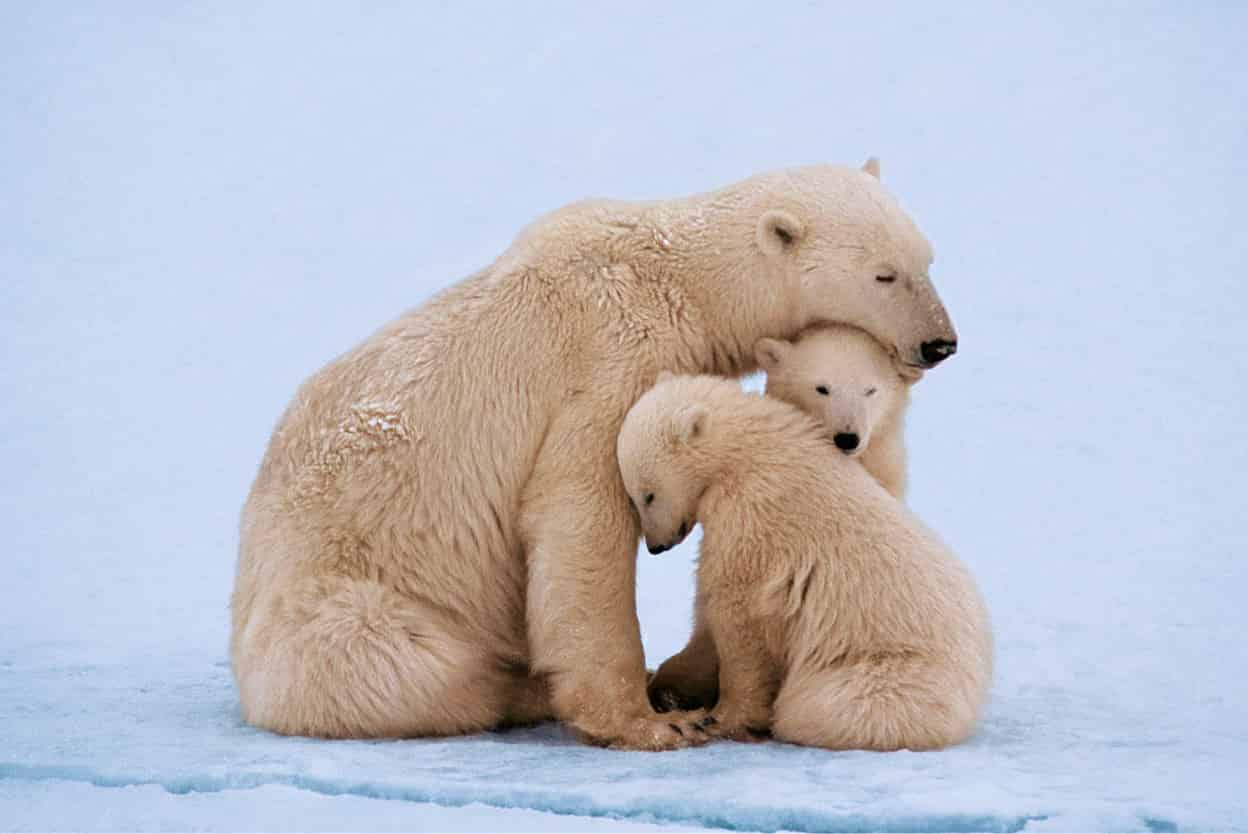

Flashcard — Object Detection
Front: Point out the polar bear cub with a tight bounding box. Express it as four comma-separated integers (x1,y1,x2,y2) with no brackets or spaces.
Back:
756,325,913,500
619,374,992,750
647,325,915,713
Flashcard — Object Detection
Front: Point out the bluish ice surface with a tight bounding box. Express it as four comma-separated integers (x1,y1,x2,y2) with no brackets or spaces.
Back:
2,2,1246,830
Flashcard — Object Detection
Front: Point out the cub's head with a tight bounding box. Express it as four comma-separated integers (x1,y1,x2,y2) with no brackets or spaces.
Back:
617,373,723,555
756,326,909,457
752,159,957,372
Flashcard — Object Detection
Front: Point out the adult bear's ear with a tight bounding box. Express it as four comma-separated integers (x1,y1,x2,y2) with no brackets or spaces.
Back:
861,156,881,179
757,210,804,256
671,404,710,446
754,338,791,372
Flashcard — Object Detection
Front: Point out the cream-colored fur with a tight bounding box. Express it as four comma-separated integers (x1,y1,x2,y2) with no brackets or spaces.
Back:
231,160,958,750
648,325,915,711
622,375,991,750
758,325,912,500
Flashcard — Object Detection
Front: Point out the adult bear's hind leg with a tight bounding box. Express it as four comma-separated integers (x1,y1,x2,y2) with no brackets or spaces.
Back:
234,575,511,739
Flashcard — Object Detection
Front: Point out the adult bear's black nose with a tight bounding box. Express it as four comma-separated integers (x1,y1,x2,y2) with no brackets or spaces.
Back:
920,339,958,367
833,432,860,452
648,543,668,555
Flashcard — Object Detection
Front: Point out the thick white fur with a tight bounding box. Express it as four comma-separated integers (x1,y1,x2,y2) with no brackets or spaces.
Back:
622,375,991,750
758,325,912,500
648,325,916,712
231,161,957,750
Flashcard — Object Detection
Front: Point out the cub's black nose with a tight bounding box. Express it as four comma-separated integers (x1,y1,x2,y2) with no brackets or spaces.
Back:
648,543,668,555
833,432,860,452
920,339,958,366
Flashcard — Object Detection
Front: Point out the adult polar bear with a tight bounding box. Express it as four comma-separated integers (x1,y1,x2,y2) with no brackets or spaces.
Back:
231,160,958,750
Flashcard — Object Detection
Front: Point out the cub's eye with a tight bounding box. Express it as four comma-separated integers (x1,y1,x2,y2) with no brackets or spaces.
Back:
875,274,896,283
644,493,655,506
865,387,877,397
816,385,829,396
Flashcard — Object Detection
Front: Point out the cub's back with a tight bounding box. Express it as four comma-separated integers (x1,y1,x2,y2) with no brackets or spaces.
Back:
704,435,986,668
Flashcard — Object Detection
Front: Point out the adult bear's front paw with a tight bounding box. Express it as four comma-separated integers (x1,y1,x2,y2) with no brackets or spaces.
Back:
581,712,711,751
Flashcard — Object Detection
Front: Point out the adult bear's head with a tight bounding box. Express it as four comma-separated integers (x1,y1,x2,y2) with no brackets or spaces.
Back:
751,159,957,373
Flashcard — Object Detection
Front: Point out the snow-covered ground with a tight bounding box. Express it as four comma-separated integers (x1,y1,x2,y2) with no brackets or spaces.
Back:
3,2,1246,831
0,780,707,834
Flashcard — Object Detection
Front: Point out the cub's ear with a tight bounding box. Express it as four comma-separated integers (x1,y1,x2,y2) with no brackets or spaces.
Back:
670,404,710,446
754,337,791,372
655,370,676,385
861,156,881,179
757,210,804,256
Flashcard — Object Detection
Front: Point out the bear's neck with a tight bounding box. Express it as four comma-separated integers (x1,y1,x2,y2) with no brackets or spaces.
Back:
633,192,803,378
696,400,841,524
857,389,910,499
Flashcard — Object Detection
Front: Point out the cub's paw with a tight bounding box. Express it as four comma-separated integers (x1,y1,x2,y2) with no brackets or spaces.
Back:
646,668,719,714
649,685,713,714
696,712,771,743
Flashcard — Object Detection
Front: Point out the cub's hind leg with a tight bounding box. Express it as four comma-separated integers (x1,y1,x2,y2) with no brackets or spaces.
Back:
771,654,980,751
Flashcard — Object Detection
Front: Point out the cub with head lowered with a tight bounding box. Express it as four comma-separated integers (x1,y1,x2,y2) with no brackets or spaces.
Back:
621,374,991,750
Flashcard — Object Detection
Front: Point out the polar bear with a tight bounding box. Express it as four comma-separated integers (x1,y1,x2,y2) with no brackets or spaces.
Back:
619,374,991,750
231,159,958,750
648,325,915,713
756,325,913,500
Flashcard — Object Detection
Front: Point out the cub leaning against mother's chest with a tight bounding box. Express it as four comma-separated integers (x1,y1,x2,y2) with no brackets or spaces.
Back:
619,373,991,750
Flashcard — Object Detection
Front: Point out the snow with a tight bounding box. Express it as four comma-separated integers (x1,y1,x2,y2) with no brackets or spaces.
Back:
3,2,1246,831
0,780,705,833
1,648,1239,831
